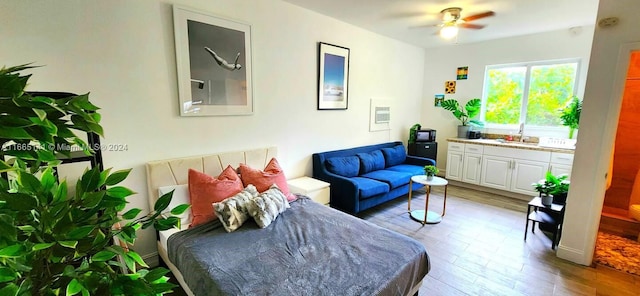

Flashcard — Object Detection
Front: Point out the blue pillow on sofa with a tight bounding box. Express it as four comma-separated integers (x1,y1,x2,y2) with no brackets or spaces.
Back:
356,150,385,174
326,156,360,177
381,145,407,167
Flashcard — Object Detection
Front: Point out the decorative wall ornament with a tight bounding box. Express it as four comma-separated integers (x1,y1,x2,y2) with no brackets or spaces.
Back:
318,42,350,110
445,80,456,94
434,94,444,107
457,66,468,80
173,5,253,116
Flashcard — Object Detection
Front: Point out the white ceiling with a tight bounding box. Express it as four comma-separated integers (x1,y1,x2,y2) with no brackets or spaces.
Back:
282,0,600,48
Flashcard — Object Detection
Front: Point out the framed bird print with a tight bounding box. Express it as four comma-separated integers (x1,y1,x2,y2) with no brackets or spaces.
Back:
173,5,253,116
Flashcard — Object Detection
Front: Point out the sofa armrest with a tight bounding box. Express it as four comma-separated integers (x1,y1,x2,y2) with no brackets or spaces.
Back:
314,170,360,214
405,155,436,167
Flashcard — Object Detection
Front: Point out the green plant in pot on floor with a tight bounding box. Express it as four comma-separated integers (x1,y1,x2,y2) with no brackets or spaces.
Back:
0,64,188,295
424,165,439,180
440,98,483,138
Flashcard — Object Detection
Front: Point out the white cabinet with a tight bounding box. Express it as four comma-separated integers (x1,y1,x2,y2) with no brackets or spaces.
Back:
462,144,483,184
287,177,331,205
446,142,464,181
511,159,549,195
550,152,574,179
478,145,551,195
480,155,512,191
446,140,570,196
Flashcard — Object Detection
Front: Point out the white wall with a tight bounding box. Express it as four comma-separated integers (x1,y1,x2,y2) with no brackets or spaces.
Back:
558,0,640,265
421,28,594,170
0,0,426,263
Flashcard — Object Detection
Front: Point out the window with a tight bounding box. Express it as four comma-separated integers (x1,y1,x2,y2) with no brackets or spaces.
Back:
481,60,579,129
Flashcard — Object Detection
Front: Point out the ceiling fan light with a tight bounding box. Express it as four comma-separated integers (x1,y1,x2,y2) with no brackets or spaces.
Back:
440,25,458,39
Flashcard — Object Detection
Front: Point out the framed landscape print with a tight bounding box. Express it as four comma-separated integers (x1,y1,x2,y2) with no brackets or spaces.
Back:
317,42,350,110
173,5,253,116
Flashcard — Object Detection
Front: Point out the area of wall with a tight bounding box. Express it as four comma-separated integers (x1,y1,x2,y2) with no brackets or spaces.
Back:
421,28,594,171
558,0,640,265
0,0,426,263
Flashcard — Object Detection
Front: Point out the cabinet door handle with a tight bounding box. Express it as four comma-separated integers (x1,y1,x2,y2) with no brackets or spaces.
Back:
549,165,553,171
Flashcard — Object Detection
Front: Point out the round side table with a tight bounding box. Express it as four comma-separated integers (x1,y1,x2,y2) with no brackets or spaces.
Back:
407,175,448,224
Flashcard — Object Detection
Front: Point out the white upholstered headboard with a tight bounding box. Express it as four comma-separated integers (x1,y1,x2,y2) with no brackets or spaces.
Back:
145,147,277,209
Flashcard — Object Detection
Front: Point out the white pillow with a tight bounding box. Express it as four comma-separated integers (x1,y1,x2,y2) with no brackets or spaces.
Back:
158,184,192,225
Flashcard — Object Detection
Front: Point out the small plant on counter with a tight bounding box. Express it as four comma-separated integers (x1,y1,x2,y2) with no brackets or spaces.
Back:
559,96,582,139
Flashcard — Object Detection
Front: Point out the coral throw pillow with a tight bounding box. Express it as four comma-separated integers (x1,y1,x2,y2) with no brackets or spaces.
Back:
238,158,296,201
188,166,243,227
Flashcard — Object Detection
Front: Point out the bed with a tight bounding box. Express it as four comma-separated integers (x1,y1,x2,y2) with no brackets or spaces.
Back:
145,147,430,295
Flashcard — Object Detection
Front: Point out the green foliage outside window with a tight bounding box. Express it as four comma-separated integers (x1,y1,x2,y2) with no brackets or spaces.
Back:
483,62,578,128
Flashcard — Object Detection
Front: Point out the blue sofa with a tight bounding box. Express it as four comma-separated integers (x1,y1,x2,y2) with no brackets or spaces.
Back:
312,141,436,214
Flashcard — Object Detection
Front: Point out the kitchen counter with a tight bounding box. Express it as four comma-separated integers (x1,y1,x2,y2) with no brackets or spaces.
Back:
447,138,575,154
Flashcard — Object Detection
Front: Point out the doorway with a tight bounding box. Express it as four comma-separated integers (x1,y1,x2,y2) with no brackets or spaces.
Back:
595,50,640,275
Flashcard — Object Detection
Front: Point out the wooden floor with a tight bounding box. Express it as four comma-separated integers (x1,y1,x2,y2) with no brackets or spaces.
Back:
359,185,640,296
168,185,640,295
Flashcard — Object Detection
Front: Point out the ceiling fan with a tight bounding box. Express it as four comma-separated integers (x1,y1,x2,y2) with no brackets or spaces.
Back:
434,7,495,39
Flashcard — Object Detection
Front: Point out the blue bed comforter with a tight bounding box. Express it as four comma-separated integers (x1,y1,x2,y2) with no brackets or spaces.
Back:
167,197,430,296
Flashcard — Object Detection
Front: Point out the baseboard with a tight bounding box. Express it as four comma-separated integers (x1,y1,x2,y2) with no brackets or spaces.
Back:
556,244,590,266
143,252,160,268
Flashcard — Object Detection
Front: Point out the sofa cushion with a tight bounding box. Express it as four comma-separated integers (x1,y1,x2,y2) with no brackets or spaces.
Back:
361,169,412,189
356,150,385,174
326,156,360,178
386,164,424,176
351,177,390,199
381,145,407,167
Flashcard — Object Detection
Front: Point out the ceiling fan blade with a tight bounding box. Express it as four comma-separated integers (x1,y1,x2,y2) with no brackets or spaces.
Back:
462,11,495,22
459,23,485,29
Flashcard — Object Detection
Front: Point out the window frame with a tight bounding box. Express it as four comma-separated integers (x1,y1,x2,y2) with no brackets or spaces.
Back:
480,58,582,134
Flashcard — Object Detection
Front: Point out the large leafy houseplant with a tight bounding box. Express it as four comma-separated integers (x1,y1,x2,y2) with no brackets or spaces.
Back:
440,98,483,127
559,96,582,139
0,64,187,295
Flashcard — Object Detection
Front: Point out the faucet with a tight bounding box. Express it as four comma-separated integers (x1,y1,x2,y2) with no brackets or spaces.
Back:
518,123,525,142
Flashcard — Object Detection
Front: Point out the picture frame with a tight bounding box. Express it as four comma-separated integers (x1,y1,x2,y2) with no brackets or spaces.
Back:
456,66,468,80
173,5,253,116
434,94,444,107
318,42,350,110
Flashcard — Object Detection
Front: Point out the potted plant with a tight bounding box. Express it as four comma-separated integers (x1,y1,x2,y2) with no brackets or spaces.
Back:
0,64,188,295
549,173,570,205
559,96,582,139
440,98,483,138
408,123,422,144
532,172,570,206
423,165,439,180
